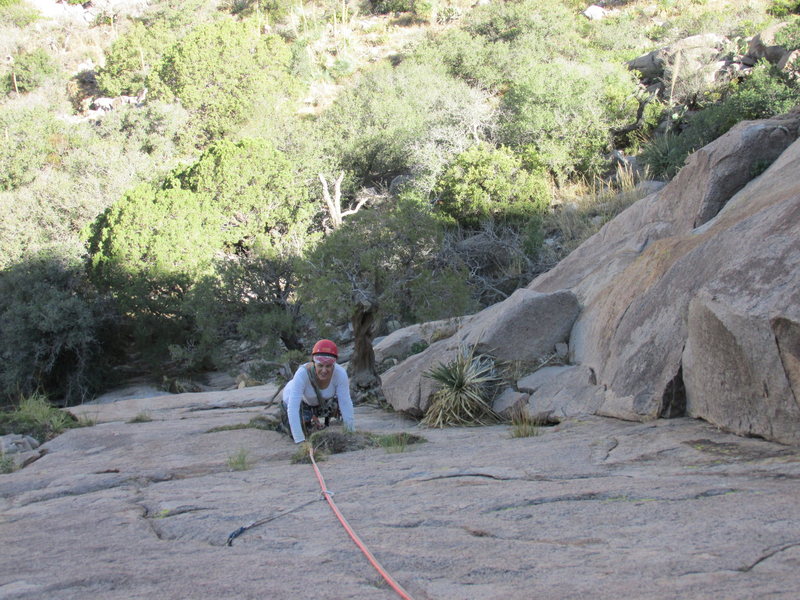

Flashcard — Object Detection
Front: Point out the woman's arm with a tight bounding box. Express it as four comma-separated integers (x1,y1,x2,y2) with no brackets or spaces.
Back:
285,367,309,443
334,365,355,432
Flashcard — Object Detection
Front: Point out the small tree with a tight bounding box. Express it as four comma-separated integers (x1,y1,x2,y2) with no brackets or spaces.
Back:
147,17,298,144
300,197,475,402
3,48,60,94
0,251,117,405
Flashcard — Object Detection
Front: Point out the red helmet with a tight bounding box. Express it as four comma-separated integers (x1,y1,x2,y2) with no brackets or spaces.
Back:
311,339,338,358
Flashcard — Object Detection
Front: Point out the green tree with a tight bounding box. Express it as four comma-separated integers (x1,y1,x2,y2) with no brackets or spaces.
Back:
3,48,60,94
147,17,298,144
499,59,638,180
300,197,474,400
316,61,494,192
87,138,313,365
433,142,550,228
167,138,313,252
97,20,179,97
0,251,117,405
0,105,61,191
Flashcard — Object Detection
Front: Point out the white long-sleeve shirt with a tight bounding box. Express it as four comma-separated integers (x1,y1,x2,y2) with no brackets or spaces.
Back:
282,363,355,443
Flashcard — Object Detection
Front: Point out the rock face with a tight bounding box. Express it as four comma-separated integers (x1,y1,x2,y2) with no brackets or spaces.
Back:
2,391,800,599
380,289,580,417
383,111,800,444
529,111,800,443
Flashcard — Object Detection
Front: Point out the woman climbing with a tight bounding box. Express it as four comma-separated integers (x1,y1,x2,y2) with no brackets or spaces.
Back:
281,339,355,444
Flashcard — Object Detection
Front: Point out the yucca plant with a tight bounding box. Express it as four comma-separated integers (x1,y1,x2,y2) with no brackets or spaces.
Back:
422,346,502,428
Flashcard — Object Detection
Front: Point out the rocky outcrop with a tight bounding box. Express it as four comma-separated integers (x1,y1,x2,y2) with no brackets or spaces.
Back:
627,33,730,81
380,289,580,417
529,111,800,443
382,110,800,444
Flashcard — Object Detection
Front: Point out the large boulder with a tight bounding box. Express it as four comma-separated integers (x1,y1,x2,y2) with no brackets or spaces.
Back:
381,289,580,416
684,294,800,443
743,22,791,66
379,112,800,443
529,111,800,443
627,33,730,83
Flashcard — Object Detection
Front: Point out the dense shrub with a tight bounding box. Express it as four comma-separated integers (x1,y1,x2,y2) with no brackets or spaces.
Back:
147,17,298,144
166,138,313,252
642,63,800,178
462,0,577,44
409,28,512,90
0,0,38,26
434,143,550,228
499,60,638,180
317,61,494,191
775,17,800,51
87,138,312,364
300,196,475,330
97,20,180,97
768,0,800,17
0,105,61,191
3,48,59,94
0,251,117,405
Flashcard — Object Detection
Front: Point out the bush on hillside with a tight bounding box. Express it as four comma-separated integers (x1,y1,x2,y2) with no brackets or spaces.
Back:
0,252,117,406
166,138,313,252
3,48,60,94
86,138,312,366
462,0,577,44
0,0,38,26
433,143,550,228
410,28,512,91
97,20,180,97
300,196,475,331
317,61,494,192
768,0,800,17
0,106,61,191
147,17,298,144
642,62,800,178
499,60,639,181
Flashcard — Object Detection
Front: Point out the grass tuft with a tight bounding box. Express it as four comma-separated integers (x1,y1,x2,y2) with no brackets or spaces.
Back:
227,448,250,471
128,411,153,424
509,405,541,438
0,392,87,443
373,432,426,453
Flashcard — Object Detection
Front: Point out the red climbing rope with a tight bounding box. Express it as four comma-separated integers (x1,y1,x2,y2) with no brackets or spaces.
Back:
308,446,417,600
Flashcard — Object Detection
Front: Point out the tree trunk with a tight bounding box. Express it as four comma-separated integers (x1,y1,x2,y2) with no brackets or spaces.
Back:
347,294,384,405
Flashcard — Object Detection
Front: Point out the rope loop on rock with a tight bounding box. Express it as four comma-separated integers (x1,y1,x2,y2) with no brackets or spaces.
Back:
309,446,417,600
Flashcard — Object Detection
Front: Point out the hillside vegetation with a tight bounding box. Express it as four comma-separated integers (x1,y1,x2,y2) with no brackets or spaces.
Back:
1,0,798,406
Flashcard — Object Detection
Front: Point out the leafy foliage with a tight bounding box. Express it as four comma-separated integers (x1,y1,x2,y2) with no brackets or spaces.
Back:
0,0,38,26
499,59,638,180
422,345,502,427
775,17,800,51
434,142,550,228
768,0,800,17
3,48,59,94
316,61,494,192
166,138,313,252
0,106,61,191
97,20,181,97
147,17,298,144
86,138,311,365
0,253,117,405
300,197,475,330
0,392,84,442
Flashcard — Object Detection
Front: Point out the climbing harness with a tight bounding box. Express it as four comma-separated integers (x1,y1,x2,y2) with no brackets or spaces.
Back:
308,445,417,600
